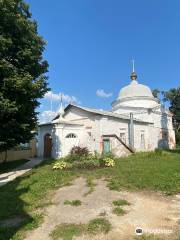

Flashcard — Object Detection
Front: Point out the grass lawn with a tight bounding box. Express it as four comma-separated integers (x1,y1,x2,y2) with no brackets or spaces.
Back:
0,159,28,174
0,149,179,239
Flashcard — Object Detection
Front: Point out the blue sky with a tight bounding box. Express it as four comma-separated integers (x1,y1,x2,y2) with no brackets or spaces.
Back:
26,0,180,122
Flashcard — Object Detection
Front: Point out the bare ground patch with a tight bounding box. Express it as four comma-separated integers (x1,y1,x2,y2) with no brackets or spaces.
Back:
25,178,180,240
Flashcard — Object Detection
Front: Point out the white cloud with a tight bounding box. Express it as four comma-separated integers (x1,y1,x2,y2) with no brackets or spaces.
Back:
39,110,57,123
44,91,81,104
96,89,112,98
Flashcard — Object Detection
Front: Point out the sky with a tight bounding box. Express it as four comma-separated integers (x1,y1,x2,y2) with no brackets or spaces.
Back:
26,0,180,122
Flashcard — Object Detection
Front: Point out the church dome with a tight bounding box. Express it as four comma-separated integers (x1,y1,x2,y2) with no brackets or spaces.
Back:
111,70,159,113
118,79,153,100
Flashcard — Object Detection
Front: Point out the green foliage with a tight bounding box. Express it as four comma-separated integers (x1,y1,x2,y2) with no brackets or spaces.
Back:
176,131,180,144
163,88,180,133
50,218,111,240
72,159,101,169
103,157,115,167
154,148,162,154
133,235,162,240
152,88,161,99
56,155,115,170
112,207,126,216
112,199,130,206
0,159,77,239
0,0,49,153
52,161,72,170
50,223,85,240
106,151,180,195
70,146,89,156
64,200,81,206
87,218,111,234
83,176,96,196
101,151,116,159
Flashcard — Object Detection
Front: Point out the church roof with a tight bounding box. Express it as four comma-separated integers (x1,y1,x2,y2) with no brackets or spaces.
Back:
53,104,153,124
118,79,154,100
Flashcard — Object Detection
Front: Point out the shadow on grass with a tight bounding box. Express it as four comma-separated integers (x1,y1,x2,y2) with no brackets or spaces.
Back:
164,148,180,154
0,178,34,239
0,159,53,240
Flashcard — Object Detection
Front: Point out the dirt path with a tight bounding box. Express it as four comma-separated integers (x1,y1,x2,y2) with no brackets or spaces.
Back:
25,178,180,240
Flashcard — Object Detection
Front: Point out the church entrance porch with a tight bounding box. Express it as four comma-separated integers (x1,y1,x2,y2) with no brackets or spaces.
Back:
43,133,52,158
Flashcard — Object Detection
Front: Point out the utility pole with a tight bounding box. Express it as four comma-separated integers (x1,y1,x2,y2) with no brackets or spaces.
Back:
130,113,134,148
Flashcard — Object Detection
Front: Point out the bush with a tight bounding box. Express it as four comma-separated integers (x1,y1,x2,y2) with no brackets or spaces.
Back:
101,152,116,159
176,132,180,145
112,207,126,216
154,148,163,155
103,158,115,167
72,159,100,169
64,154,82,163
87,218,111,234
70,146,89,156
53,155,115,171
52,161,72,170
66,152,97,163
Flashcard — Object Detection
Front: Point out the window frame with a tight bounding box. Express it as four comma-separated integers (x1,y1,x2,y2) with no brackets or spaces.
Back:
65,133,77,139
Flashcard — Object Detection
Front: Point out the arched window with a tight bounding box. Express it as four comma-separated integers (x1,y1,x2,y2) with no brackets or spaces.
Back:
66,133,77,138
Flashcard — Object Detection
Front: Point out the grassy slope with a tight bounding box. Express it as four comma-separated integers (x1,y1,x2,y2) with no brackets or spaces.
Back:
84,149,180,195
0,149,179,239
0,159,28,174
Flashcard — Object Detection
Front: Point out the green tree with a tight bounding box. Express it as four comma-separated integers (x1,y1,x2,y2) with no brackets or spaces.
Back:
163,88,180,143
0,0,49,156
152,88,161,99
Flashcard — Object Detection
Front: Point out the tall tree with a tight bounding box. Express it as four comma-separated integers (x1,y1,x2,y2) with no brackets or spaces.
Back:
152,88,161,99
0,0,49,154
163,88,180,134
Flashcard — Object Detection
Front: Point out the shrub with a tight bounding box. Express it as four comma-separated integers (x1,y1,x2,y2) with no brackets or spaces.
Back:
112,207,126,216
70,146,89,156
64,154,82,163
64,200,81,206
103,158,115,167
52,161,72,170
72,159,100,169
102,152,116,159
87,218,111,234
176,131,180,145
65,153,96,163
154,148,163,155
112,199,130,206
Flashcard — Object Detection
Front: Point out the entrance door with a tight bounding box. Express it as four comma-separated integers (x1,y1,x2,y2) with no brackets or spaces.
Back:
44,134,52,158
103,139,110,154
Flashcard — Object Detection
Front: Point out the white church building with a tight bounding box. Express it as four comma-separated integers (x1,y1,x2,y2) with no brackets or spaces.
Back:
38,71,176,158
